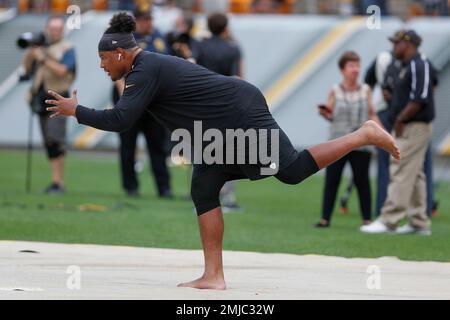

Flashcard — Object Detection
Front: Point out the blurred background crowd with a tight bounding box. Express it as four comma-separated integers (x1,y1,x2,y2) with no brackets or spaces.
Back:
0,0,449,233
0,0,449,17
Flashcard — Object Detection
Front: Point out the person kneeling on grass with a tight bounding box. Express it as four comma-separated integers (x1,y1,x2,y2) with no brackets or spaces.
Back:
46,13,400,290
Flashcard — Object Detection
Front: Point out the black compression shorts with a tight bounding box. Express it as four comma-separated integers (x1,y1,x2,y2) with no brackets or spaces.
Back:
190,91,319,215
190,149,319,215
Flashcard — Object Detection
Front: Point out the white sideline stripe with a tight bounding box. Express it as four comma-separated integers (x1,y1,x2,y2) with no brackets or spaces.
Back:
0,67,22,99
0,8,16,25
0,8,19,99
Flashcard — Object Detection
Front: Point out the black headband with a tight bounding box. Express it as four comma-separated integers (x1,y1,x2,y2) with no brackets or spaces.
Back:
98,33,137,52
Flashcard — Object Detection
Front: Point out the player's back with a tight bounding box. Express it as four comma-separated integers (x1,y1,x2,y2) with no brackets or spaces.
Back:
136,51,260,132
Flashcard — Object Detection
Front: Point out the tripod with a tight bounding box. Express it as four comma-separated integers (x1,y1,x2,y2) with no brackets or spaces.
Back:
25,109,34,193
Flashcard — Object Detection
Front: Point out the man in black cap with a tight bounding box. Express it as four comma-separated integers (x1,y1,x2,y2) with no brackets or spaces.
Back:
365,30,438,218
113,8,173,198
362,30,435,235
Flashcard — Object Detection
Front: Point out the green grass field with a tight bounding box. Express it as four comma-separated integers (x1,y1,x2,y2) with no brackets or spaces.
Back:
1,149,449,261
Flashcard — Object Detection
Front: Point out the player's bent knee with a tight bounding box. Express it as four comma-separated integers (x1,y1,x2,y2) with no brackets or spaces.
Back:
190,174,222,216
275,149,319,185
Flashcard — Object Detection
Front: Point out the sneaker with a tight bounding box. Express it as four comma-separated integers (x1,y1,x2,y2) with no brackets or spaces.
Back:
159,190,174,199
126,189,140,198
222,203,243,213
360,219,393,234
396,223,432,236
432,200,439,217
314,221,330,228
44,183,65,195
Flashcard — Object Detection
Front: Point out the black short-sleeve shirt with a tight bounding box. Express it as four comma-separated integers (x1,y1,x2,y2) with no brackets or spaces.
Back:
391,53,436,123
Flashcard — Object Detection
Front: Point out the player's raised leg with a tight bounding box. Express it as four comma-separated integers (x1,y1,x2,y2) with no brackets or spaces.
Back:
308,120,400,170
178,121,399,291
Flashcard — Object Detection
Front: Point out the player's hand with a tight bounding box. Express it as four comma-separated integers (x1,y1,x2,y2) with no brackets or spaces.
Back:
45,89,78,119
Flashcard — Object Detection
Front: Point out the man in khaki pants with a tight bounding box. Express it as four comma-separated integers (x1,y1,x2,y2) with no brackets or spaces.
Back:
361,30,435,235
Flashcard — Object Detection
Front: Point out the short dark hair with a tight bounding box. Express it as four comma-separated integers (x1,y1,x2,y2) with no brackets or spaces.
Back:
338,51,360,70
207,13,228,36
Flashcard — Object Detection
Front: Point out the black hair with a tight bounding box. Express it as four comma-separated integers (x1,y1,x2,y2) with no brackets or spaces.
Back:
207,13,228,36
105,12,136,34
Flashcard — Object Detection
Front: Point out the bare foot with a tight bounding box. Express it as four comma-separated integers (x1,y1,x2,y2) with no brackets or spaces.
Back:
177,275,226,290
362,120,401,160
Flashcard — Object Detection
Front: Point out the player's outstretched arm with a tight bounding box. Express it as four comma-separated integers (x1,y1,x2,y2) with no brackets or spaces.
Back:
46,89,134,132
46,67,156,133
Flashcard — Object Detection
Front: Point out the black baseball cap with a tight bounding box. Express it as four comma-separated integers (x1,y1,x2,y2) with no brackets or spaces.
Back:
133,7,152,19
389,29,422,46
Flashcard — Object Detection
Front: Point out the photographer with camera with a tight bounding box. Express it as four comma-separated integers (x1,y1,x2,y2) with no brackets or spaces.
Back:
21,15,76,194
